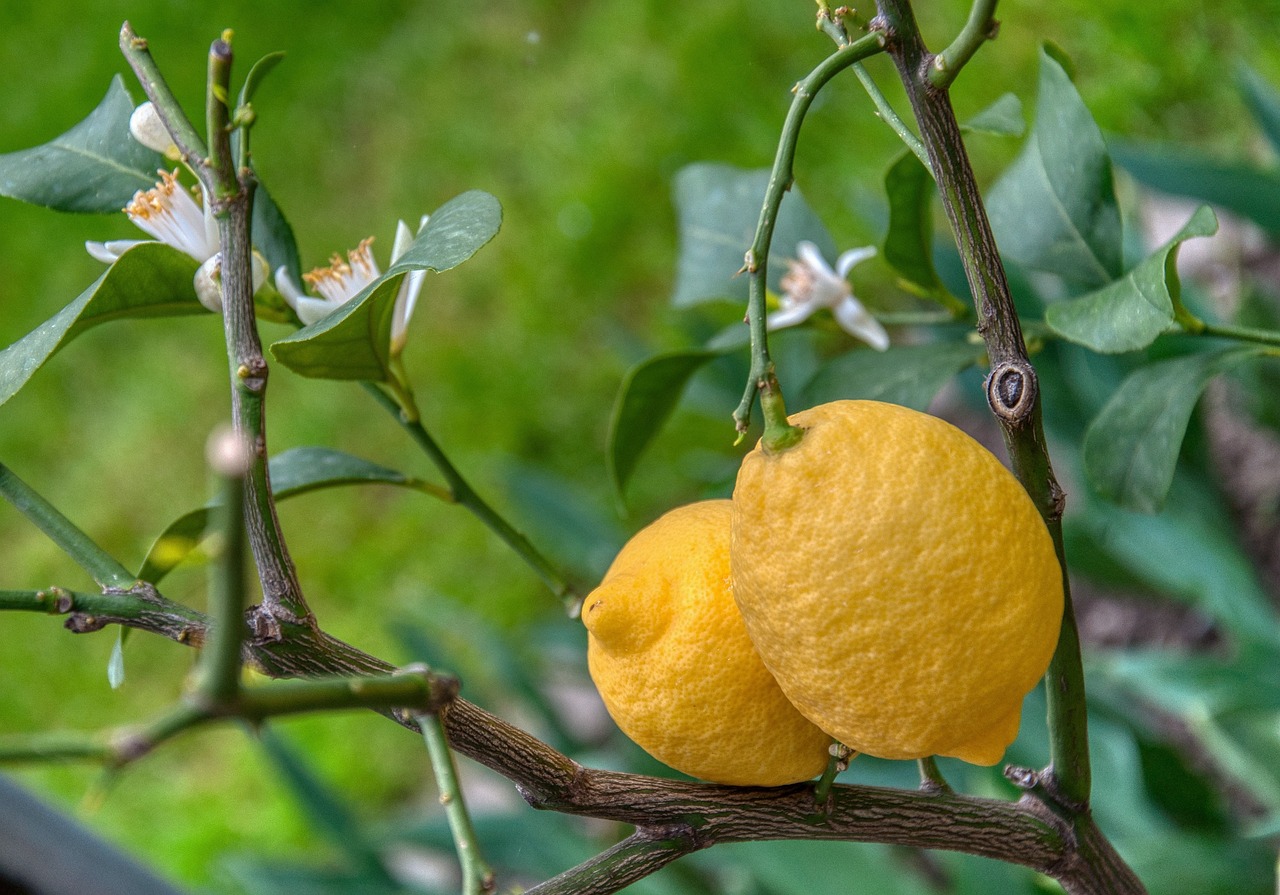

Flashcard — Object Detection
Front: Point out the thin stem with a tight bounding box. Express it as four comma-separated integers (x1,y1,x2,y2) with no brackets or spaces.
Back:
931,0,1000,89
735,32,886,438
874,0,1092,808
852,63,931,169
525,830,694,895
118,22,208,173
916,756,951,793
195,431,252,703
0,464,136,590
362,383,579,613
1197,320,1280,348
419,710,495,895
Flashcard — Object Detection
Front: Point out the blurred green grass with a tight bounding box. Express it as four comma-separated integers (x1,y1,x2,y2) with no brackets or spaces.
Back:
1,0,1278,889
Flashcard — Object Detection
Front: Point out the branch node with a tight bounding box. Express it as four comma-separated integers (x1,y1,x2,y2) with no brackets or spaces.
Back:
985,360,1038,425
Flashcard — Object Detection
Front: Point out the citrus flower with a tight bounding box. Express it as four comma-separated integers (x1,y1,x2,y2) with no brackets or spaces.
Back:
770,240,889,350
84,169,265,313
274,216,428,356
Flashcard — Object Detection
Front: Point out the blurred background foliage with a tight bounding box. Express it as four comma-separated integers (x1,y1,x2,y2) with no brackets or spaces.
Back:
2,0,1280,892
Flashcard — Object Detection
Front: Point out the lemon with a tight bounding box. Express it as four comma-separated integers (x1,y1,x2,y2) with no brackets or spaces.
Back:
583,500,831,786
730,400,1063,765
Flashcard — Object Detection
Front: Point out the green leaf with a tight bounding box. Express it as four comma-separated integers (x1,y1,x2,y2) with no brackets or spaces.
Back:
671,162,835,307
882,152,961,309
1111,141,1280,235
607,347,733,499
963,93,1025,137
798,341,979,411
0,242,202,407
0,75,161,213
270,190,502,380
138,447,435,583
1237,65,1280,155
238,51,287,108
1083,348,1265,512
1046,205,1218,352
986,47,1123,288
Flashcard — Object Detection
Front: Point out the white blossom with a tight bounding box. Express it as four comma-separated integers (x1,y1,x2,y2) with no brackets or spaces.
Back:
85,169,265,312
770,240,889,351
275,216,428,357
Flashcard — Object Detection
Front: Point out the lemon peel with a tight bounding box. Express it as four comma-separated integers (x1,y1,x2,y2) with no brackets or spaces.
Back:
583,500,831,786
730,400,1063,765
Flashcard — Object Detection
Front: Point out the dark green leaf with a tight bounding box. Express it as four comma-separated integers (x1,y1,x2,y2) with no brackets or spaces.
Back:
1046,205,1217,352
1111,141,1280,235
986,47,1123,288
1083,349,1265,512
799,341,980,411
607,347,733,499
253,180,301,285
0,242,202,407
1237,65,1280,155
0,75,161,213
963,93,1025,137
138,447,434,582
271,191,502,381
0,775,187,895
671,163,835,307
882,152,961,309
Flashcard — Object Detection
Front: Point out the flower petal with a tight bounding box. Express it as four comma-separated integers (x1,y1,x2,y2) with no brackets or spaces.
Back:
834,246,877,278
129,102,176,156
833,296,890,350
193,254,223,313
796,240,836,278
767,301,820,331
85,239,143,264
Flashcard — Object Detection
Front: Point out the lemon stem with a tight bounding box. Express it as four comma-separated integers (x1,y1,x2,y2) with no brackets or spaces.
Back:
759,370,804,453
733,32,885,437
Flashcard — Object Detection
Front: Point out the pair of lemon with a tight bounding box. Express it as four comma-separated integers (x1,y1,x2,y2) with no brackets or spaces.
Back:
582,400,1064,786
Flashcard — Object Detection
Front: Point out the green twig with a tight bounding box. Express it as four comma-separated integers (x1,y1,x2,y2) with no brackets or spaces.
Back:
118,23,208,171
1195,320,1280,348
735,32,885,440
931,0,1000,89
362,382,580,614
194,431,252,703
852,63,931,169
0,464,136,590
419,708,495,895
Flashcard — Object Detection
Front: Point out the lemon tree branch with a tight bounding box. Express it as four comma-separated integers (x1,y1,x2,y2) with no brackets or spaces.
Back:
736,32,885,444
873,0,1099,840
120,26,314,627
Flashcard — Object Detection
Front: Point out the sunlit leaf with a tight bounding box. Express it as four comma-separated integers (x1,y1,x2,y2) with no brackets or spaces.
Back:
987,47,1123,288
607,347,733,500
1083,348,1266,512
1046,205,1217,352
138,447,438,582
270,190,502,381
0,242,202,407
1111,141,1280,236
882,152,961,309
0,75,161,213
798,341,979,411
671,163,835,307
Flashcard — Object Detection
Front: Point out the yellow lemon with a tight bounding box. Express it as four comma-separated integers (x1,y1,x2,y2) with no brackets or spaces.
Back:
730,400,1063,765
583,499,831,786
